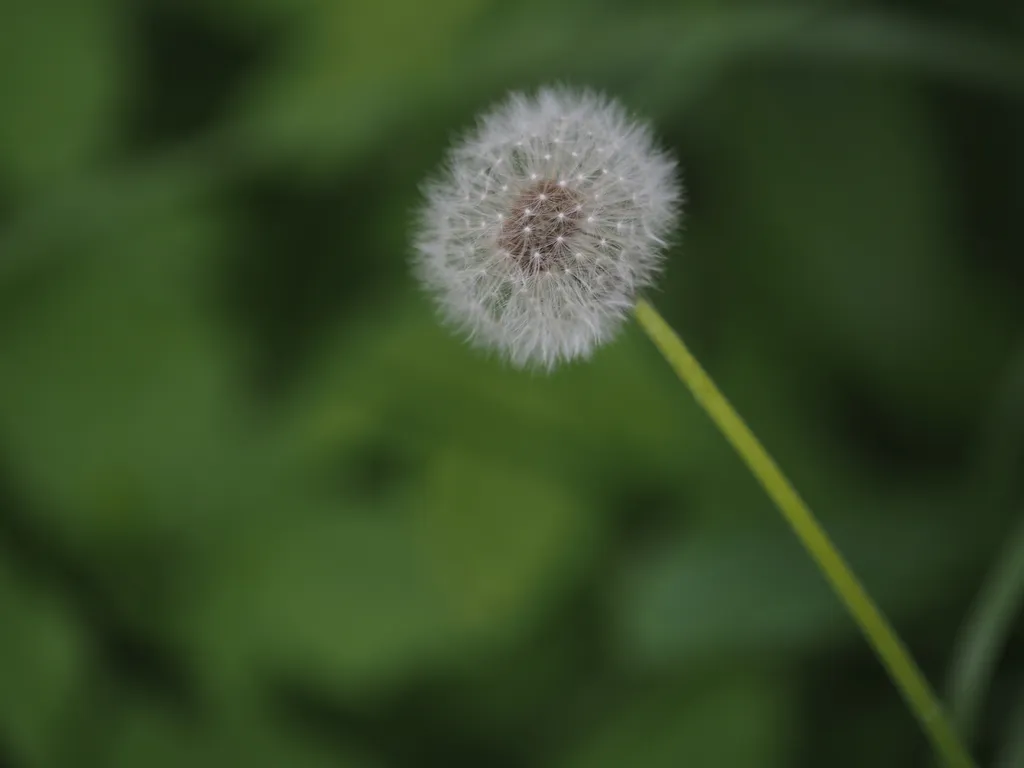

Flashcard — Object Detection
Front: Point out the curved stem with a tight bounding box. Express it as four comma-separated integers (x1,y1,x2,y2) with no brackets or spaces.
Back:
946,513,1024,740
634,299,976,768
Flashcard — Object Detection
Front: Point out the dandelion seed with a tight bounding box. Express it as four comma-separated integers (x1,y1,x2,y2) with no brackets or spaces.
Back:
412,86,682,370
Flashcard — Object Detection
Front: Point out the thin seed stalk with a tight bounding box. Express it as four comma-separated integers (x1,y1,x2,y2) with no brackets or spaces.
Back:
634,299,976,768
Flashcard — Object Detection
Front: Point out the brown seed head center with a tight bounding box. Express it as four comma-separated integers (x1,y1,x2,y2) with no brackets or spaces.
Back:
498,180,583,272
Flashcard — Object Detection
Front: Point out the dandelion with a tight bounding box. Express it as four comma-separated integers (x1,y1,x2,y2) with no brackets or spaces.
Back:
412,86,682,370
409,86,977,768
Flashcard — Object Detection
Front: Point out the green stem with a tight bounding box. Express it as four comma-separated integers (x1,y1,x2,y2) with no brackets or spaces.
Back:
634,299,976,768
946,513,1024,740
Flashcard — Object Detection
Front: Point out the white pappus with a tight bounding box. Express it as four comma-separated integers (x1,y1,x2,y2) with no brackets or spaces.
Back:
412,86,683,370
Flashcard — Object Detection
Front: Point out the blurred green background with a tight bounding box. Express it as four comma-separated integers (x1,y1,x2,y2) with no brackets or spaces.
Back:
1,0,1023,766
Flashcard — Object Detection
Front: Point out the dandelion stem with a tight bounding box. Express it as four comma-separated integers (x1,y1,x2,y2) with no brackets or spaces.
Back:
634,298,976,768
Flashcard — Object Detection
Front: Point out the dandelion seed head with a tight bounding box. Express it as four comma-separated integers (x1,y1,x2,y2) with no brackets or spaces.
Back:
412,86,682,370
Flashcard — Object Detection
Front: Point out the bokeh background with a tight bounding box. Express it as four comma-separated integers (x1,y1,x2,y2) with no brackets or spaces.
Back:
1,0,1023,766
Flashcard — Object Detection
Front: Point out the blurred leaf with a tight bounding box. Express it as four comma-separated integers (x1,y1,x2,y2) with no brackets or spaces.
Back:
414,449,596,645
0,140,226,287
290,296,711,497
553,673,797,768
0,180,291,648
78,693,376,768
945,342,1024,741
0,185,240,545
946,513,1024,741
615,510,985,667
0,0,124,190
630,7,818,112
192,503,450,695
177,0,320,32
716,73,1014,423
229,0,488,173
966,342,1024,514
787,13,1024,96
218,5,1024,181
192,447,596,695
996,688,1024,768
223,4,827,178
0,552,87,767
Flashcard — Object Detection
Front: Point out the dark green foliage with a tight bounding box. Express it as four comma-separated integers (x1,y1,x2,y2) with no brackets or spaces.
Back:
0,1,1022,765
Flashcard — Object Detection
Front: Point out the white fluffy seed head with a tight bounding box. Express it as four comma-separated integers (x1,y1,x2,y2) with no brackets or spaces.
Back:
412,86,683,371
